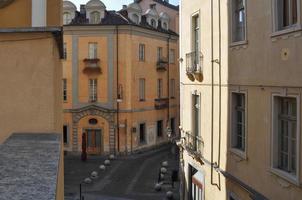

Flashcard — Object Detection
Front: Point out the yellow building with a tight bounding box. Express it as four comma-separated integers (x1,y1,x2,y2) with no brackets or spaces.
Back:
179,0,302,200
0,0,63,199
63,0,179,155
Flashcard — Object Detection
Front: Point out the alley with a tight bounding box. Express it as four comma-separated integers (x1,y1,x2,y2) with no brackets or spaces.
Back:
65,144,180,200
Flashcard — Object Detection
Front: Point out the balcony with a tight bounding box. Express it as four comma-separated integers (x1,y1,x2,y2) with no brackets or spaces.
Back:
186,51,203,82
154,98,169,110
184,131,204,156
83,58,102,74
156,58,168,71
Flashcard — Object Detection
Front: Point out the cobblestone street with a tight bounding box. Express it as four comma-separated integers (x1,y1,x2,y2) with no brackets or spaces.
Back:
64,144,180,200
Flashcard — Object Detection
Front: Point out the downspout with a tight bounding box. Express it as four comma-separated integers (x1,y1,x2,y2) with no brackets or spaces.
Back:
167,34,171,129
210,0,215,186
116,25,120,153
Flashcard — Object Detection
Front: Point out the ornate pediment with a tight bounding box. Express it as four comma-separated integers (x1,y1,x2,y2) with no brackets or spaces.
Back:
0,0,15,8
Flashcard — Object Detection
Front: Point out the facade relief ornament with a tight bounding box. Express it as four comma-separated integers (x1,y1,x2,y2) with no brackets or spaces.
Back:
0,0,15,8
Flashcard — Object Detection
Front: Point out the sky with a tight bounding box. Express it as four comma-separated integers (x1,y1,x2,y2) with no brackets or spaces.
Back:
70,0,179,11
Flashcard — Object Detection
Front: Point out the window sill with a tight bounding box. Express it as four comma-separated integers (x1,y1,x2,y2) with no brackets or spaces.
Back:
270,168,300,186
139,99,146,102
230,148,247,160
271,25,302,38
229,40,248,48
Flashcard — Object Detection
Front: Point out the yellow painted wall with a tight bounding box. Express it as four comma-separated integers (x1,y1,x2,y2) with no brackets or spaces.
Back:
0,0,61,28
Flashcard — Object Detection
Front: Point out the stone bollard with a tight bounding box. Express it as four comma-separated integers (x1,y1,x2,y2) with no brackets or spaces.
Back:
161,167,167,174
84,177,92,184
162,161,169,167
166,191,173,199
154,183,162,192
99,165,106,170
104,159,111,166
109,154,115,160
91,171,98,179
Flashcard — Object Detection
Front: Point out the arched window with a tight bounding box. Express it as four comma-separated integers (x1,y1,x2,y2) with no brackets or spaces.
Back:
151,19,157,28
132,14,139,24
63,12,72,25
90,11,100,24
162,22,168,30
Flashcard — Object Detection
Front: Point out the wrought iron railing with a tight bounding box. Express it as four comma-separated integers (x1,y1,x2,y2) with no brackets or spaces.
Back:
154,98,169,109
83,58,101,74
186,51,203,74
156,57,168,71
185,131,204,155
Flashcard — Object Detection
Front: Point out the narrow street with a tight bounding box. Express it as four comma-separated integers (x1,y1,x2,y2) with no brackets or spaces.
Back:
65,144,180,200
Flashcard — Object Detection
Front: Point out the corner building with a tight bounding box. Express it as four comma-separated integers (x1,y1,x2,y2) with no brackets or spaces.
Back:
179,0,302,199
63,0,180,155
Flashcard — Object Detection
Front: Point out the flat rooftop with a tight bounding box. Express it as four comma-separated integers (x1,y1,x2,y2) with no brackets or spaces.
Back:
0,133,61,200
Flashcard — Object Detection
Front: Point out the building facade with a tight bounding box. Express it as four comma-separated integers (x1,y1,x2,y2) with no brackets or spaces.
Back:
179,0,302,200
0,0,63,199
63,0,179,155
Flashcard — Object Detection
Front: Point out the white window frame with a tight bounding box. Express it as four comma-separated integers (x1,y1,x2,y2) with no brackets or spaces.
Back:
157,47,163,61
272,0,301,36
230,91,248,159
89,79,98,102
139,44,145,61
271,93,300,185
191,11,200,55
191,91,201,139
88,42,98,59
63,42,67,60
139,78,145,101
230,0,248,45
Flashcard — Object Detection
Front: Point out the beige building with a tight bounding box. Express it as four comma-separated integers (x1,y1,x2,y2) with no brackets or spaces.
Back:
0,0,63,199
179,0,302,200
62,0,179,155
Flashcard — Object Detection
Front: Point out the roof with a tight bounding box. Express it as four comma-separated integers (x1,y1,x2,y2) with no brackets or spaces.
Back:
136,0,179,11
66,9,178,36
0,133,62,200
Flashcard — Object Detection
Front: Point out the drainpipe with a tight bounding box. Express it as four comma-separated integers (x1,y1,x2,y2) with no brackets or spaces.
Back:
116,25,120,154
167,34,171,129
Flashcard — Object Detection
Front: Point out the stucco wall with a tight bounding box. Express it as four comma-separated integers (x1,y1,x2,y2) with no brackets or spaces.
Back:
0,32,62,143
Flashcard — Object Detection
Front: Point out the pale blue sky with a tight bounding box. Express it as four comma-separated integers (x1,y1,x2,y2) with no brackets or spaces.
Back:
70,0,179,11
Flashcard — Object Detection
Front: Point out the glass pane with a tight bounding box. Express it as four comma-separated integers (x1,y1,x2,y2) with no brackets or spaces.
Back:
292,0,298,24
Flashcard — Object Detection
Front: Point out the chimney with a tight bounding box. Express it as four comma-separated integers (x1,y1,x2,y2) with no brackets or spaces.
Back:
80,5,86,15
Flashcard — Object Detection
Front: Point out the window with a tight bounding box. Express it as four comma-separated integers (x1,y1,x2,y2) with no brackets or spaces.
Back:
139,78,146,101
63,125,68,145
139,44,145,61
231,93,246,152
88,43,98,59
132,14,140,24
192,94,201,138
157,47,163,61
63,79,67,102
151,19,157,28
63,12,72,25
157,79,163,98
274,0,299,31
157,120,163,137
169,49,175,64
170,79,175,98
89,79,97,102
192,14,200,64
232,0,246,42
63,43,67,59
139,123,146,143
90,11,100,24
162,22,168,30
272,96,299,180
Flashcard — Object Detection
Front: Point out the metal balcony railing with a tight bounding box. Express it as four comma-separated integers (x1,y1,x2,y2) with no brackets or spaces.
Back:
156,58,168,71
185,131,204,155
185,51,203,74
83,58,101,74
154,98,169,109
